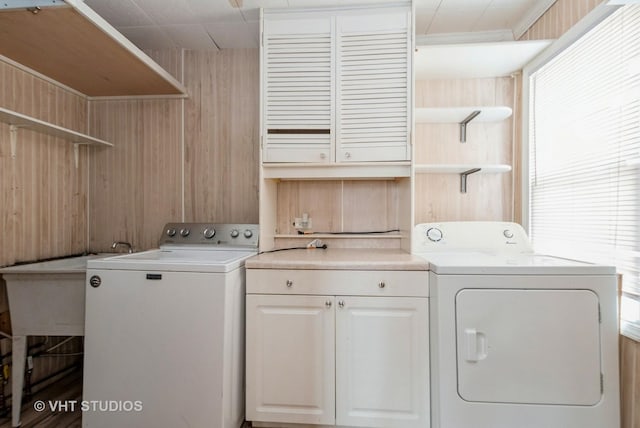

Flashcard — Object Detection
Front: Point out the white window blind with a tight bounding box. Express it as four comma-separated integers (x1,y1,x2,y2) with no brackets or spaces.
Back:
529,5,640,340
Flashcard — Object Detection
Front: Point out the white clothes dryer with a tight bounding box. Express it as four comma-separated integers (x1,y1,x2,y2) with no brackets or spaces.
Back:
413,222,619,428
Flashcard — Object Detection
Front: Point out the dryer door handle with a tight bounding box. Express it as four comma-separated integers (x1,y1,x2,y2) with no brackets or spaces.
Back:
464,328,488,362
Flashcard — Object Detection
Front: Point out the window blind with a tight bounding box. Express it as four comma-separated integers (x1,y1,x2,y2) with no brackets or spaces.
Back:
529,5,640,340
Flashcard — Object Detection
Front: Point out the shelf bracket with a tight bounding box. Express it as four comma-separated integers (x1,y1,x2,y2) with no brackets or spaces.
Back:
459,110,481,143
460,168,481,193
9,125,18,159
73,143,80,169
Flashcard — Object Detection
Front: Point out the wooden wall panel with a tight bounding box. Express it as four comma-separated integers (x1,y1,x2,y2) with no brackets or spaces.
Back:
0,59,88,268
520,0,603,40
88,49,259,251
184,49,259,225
621,335,640,428
414,77,514,223
88,99,182,251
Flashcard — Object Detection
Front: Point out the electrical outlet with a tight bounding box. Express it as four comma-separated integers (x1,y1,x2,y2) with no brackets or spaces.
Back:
293,213,312,231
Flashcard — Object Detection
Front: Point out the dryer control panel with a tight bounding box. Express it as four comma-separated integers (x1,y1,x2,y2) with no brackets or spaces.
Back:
413,221,533,254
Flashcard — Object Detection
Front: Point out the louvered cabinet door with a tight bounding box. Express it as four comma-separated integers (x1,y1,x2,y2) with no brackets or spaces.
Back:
263,16,334,163
336,9,411,162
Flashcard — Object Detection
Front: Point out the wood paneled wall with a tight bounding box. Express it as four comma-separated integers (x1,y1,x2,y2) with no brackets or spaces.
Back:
519,0,604,40
0,58,88,404
518,2,638,428
0,60,88,268
414,77,514,223
88,49,259,252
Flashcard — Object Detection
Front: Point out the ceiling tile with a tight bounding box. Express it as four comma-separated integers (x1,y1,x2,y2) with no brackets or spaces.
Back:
84,0,153,27
438,0,490,10
118,26,177,50
163,24,219,50
203,22,260,48
472,7,513,31
427,8,484,34
413,0,443,8
186,0,245,23
131,0,199,24
415,8,438,35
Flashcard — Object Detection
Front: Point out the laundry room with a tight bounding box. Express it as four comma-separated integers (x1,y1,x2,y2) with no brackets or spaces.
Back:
0,0,638,427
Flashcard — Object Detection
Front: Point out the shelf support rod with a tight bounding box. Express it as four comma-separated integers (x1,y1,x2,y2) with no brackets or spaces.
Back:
459,110,481,143
460,168,481,193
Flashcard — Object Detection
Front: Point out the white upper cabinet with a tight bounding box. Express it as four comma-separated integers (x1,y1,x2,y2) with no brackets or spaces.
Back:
261,4,412,165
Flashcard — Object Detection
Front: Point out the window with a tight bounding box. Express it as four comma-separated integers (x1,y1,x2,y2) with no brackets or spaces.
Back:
528,5,640,340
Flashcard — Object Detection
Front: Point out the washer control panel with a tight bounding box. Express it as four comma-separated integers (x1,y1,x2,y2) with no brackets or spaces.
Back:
413,221,533,254
159,223,259,247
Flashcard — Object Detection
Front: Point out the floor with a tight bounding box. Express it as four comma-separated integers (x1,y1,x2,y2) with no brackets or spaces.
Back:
0,370,82,428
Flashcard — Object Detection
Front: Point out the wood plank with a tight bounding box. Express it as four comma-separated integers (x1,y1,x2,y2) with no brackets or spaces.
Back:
0,5,184,96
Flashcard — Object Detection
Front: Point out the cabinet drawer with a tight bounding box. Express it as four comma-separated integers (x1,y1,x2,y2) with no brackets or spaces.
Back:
246,269,428,297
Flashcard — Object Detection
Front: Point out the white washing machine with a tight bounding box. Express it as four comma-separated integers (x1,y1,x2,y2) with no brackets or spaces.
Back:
413,222,620,428
83,223,258,428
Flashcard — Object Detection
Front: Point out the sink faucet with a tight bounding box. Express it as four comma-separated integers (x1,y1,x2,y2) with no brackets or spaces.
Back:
111,241,133,253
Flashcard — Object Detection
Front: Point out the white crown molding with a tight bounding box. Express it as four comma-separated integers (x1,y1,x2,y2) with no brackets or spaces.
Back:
416,29,514,45
512,0,558,40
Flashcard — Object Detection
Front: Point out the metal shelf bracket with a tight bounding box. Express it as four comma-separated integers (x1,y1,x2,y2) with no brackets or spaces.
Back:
460,168,481,193
459,110,481,143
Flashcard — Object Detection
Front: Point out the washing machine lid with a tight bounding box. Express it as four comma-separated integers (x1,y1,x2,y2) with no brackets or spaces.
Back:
87,248,257,272
422,252,615,275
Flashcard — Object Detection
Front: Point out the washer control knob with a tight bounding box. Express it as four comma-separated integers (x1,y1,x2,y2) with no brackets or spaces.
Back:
203,228,216,239
503,229,514,239
166,228,177,237
230,229,240,238
179,228,190,237
243,229,253,239
426,227,443,242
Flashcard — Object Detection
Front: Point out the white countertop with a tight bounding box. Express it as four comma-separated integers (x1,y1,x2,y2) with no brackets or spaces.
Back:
246,248,428,271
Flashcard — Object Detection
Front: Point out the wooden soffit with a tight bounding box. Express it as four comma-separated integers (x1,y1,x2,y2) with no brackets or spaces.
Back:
0,0,186,97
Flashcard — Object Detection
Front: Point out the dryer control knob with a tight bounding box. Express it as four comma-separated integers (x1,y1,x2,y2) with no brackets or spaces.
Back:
230,229,240,238
166,228,176,237
203,228,216,239
180,228,190,237
243,229,253,239
426,227,443,242
503,229,514,239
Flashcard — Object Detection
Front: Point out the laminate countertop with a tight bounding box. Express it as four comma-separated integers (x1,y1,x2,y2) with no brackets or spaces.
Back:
245,248,428,271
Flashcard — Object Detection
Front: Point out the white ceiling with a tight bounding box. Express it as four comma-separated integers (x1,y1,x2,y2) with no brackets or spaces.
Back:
83,0,555,51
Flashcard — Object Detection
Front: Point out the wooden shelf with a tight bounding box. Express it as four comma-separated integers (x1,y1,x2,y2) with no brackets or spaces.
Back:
262,162,411,179
0,106,112,167
0,0,186,97
415,106,512,123
0,107,112,147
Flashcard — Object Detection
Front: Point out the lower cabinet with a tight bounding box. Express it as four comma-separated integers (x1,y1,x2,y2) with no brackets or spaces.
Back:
246,291,429,428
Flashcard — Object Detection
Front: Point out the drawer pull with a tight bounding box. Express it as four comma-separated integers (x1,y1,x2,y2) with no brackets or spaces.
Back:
338,300,345,308
325,300,332,308
286,280,293,288
378,281,386,288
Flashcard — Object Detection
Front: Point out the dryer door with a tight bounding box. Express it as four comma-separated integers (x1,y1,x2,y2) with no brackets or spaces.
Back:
455,289,601,406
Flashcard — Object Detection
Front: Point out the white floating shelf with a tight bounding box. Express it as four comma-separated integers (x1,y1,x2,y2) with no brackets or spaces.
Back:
415,164,512,174
0,107,112,147
415,106,512,123
415,164,512,193
415,40,553,79
275,234,402,239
